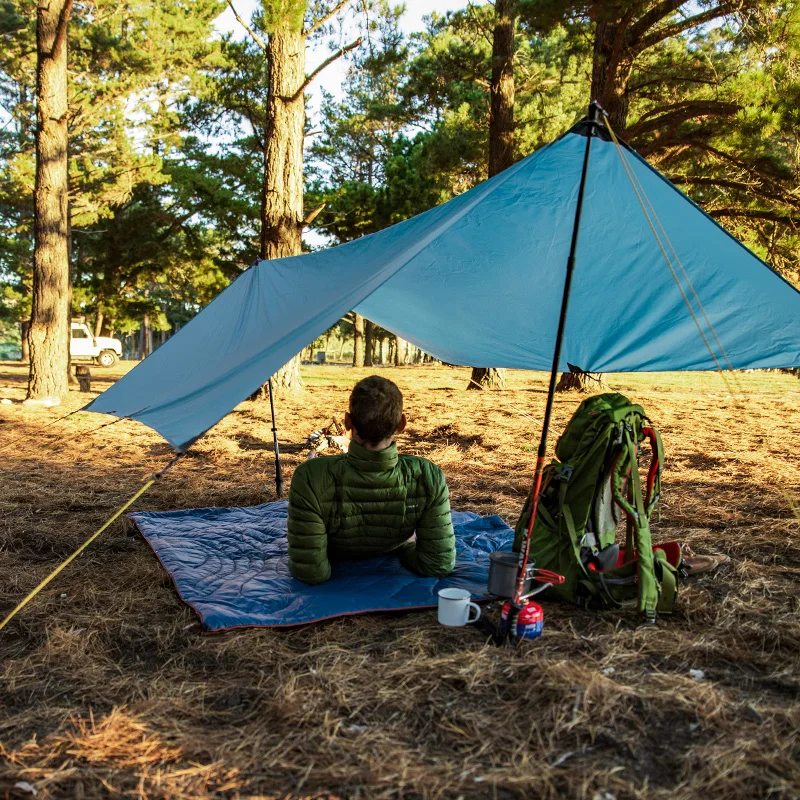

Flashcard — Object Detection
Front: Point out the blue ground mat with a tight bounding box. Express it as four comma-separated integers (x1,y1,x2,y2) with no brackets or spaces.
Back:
129,500,514,630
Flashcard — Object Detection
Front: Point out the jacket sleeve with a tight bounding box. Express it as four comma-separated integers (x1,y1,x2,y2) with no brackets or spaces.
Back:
399,464,456,577
287,463,331,585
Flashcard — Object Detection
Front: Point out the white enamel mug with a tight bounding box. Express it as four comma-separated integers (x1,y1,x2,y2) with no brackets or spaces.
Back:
437,588,481,627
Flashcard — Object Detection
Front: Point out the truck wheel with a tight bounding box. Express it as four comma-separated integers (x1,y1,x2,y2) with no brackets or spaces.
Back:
98,350,117,368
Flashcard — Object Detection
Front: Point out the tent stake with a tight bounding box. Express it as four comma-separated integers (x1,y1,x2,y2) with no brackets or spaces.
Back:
511,102,602,620
267,378,284,498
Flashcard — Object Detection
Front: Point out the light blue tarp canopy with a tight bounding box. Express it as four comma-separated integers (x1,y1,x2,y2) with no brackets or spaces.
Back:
86,122,800,450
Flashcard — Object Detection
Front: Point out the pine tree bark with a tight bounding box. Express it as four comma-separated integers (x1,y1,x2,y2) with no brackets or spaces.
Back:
488,0,515,177
394,334,404,366
261,25,306,393
27,0,73,400
468,0,513,391
590,18,634,133
468,367,507,390
262,28,304,260
353,313,365,367
364,320,374,367
20,321,30,362
555,364,608,393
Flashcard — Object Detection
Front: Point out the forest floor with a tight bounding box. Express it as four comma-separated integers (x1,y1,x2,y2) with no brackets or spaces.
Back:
0,361,798,800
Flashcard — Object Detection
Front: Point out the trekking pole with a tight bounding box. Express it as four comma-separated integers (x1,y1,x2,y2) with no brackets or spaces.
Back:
267,378,284,498
509,101,602,631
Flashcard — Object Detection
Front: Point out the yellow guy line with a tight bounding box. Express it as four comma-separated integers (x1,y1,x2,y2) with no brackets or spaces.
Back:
603,119,737,391
0,454,182,633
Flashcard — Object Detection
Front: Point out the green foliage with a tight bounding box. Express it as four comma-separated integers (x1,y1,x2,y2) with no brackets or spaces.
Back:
261,0,307,34
400,8,590,196
0,0,233,337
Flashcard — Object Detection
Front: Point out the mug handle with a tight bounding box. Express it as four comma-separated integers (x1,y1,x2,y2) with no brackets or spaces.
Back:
468,602,481,623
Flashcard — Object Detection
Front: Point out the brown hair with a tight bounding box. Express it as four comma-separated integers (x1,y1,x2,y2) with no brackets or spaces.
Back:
349,375,403,445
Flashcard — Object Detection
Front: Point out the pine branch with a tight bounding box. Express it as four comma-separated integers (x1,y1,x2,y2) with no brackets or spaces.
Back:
301,203,326,227
637,4,734,52
709,208,800,225
693,141,797,190
225,0,268,53
626,100,740,138
626,0,686,44
290,37,362,101
670,175,800,209
50,0,74,60
304,0,351,39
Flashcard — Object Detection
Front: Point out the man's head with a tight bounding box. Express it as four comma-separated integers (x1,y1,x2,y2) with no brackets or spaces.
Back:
345,375,406,449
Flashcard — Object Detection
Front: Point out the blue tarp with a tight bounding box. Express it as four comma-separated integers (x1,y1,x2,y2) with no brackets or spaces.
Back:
86,123,800,450
129,501,513,630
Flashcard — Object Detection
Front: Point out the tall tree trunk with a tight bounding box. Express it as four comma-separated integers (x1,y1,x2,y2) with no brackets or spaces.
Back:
353,313,365,367
394,334,404,366
139,313,152,360
590,19,633,133
262,28,305,259
364,320,374,367
27,0,73,400
261,25,306,394
488,0,515,177
468,0,514,391
94,309,104,337
20,321,30,362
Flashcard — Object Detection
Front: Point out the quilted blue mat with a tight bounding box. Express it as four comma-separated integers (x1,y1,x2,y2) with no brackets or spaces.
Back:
129,500,514,630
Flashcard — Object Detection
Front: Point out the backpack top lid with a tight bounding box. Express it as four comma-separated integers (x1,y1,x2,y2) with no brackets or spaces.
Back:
555,393,647,463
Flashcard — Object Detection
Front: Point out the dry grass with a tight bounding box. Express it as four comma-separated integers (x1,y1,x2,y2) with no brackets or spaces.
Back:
1,361,799,800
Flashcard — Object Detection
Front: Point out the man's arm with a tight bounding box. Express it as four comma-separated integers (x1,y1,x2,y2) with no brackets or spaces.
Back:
399,465,456,577
287,464,331,585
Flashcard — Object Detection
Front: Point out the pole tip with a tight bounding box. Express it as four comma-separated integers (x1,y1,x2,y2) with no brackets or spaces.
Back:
588,100,605,121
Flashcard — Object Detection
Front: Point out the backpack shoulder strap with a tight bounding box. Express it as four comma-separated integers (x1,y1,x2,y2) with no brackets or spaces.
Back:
617,422,660,622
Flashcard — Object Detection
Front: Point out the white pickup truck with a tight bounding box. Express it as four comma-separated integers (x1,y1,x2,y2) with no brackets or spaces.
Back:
70,322,122,367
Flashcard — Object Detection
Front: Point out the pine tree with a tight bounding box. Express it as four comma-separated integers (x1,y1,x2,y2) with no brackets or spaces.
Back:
223,0,363,392
1,0,225,393
27,0,73,399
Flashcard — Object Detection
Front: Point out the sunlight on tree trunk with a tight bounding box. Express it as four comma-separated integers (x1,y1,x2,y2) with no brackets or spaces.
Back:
260,25,306,394
364,320,374,367
468,367,507,390
555,364,608,393
394,334,404,366
353,313,365,367
20,322,30,363
590,19,633,133
27,0,73,400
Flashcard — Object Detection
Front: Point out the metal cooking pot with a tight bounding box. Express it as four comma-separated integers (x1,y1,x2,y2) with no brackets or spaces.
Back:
487,551,536,598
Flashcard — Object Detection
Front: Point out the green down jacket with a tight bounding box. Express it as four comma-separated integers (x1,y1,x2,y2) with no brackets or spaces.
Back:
287,440,456,585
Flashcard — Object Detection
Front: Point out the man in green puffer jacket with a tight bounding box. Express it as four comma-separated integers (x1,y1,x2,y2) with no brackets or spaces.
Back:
287,375,456,585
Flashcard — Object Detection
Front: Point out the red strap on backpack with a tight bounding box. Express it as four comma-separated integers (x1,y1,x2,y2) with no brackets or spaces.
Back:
642,426,660,508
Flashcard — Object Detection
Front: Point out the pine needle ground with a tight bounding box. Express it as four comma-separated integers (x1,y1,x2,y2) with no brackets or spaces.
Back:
1,362,798,800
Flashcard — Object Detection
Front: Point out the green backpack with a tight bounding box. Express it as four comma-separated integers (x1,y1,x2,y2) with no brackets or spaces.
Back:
514,393,682,622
